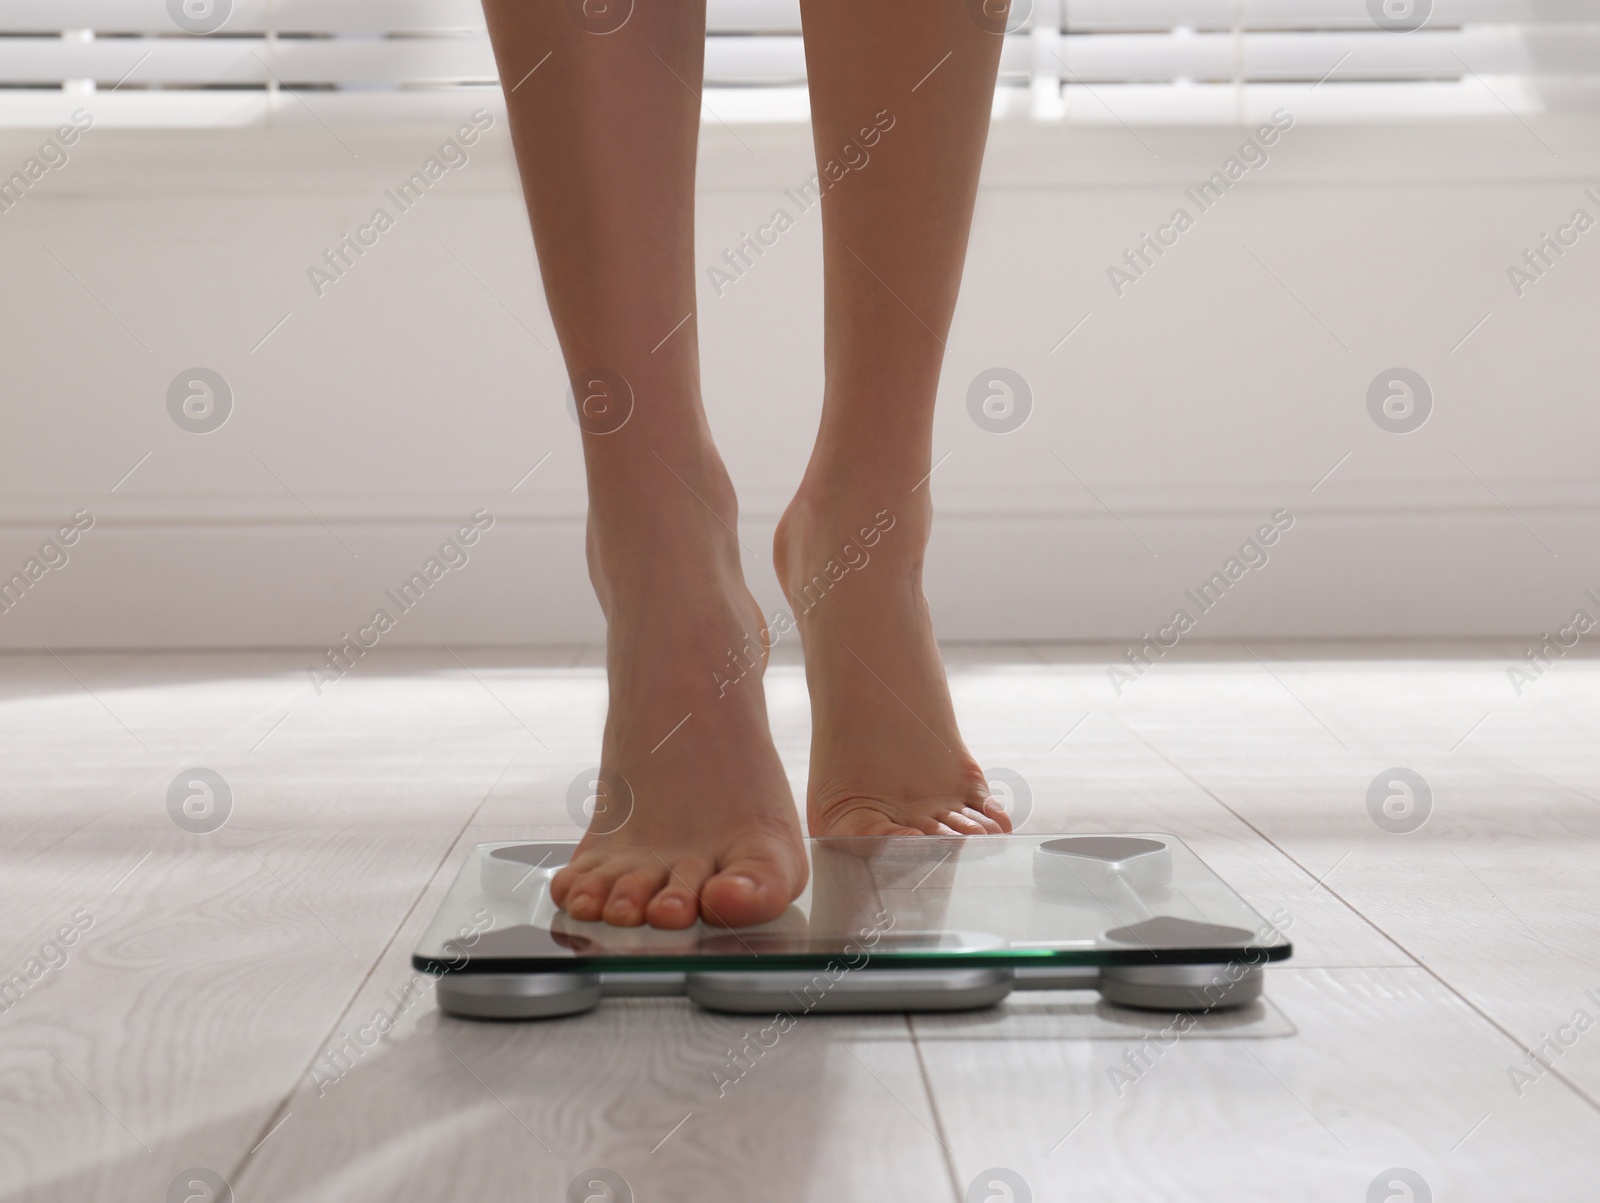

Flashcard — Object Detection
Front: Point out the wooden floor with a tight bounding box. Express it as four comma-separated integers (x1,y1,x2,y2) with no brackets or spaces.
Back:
2,643,1597,1202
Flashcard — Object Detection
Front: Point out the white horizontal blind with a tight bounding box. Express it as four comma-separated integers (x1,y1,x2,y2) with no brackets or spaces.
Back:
0,0,1593,126
1038,0,1598,122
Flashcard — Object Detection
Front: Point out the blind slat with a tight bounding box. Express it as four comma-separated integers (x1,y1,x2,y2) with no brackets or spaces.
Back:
1055,29,1600,82
0,36,821,87
0,0,806,34
3,0,486,34
1067,0,1599,27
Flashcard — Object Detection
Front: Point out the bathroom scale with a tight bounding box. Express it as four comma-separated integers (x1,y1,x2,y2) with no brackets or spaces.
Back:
413,834,1292,1019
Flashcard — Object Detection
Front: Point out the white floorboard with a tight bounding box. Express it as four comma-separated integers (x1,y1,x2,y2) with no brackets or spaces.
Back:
2,644,1594,1201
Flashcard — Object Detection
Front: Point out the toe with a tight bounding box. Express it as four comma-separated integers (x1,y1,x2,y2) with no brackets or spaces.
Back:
906,811,961,836
646,856,713,929
940,808,989,835
700,871,781,928
978,796,1014,832
548,864,577,906
701,844,806,929
959,804,1007,834
602,866,670,927
557,869,614,922
550,854,602,907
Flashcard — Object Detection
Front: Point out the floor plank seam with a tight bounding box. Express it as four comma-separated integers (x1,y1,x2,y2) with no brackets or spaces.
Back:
225,731,535,1189
1279,889,1600,1118
1118,719,1600,1118
8,675,324,969
907,1015,967,1203
30,675,307,864
1113,712,1421,964
1501,754,1600,812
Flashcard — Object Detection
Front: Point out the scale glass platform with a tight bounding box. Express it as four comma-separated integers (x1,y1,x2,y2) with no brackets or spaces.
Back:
414,834,1292,1019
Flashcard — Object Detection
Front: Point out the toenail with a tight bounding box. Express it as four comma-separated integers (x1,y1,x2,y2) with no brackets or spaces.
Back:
727,875,758,893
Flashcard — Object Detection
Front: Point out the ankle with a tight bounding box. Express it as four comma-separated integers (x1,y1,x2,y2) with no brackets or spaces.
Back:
784,465,931,542
585,446,745,607
775,478,930,610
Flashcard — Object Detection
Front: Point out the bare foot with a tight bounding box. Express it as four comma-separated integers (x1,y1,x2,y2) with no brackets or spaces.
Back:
550,461,808,929
775,484,1010,839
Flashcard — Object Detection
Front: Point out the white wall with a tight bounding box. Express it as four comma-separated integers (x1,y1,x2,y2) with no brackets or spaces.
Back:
2,108,1598,648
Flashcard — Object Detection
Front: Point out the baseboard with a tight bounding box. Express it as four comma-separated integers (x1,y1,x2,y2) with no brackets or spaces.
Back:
3,504,1596,649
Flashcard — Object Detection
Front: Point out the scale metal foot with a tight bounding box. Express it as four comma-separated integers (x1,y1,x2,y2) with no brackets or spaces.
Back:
685,967,1015,1014
435,972,602,1020
1098,963,1264,1011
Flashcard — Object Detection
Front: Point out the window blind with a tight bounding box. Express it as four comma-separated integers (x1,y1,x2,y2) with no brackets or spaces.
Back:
0,0,1593,126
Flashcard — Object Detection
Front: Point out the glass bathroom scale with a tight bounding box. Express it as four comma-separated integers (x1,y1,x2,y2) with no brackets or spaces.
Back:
414,834,1292,1019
